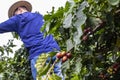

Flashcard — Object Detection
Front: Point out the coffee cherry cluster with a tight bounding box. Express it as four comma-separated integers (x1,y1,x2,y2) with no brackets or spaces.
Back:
98,72,108,80
56,51,72,63
83,27,91,35
106,62,120,75
82,27,92,41
98,62,120,80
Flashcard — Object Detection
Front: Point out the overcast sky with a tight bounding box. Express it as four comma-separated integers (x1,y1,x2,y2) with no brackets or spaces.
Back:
0,0,68,55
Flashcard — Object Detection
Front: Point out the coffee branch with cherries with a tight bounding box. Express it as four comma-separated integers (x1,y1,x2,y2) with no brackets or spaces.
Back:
56,51,72,63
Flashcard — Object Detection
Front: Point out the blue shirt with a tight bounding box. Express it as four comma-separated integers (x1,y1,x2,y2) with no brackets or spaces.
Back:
0,12,60,59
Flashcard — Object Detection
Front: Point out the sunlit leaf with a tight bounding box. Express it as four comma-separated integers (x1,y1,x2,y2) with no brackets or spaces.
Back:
75,58,82,73
63,13,73,28
74,0,81,3
66,39,74,51
73,1,88,45
48,73,62,80
108,0,119,6
71,74,79,80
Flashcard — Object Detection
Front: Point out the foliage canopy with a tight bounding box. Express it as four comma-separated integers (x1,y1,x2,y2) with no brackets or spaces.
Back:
0,0,120,80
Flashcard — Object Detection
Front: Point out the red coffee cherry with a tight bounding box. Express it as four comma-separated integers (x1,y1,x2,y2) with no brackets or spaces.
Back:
56,52,62,59
62,56,68,63
83,27,91,34
82,35,88,41
61,51,67,57
66,52,72,58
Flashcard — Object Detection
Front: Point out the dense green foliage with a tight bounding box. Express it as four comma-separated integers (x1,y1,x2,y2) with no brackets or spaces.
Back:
0,0,120,80
42,0,120,80
0,40,32,80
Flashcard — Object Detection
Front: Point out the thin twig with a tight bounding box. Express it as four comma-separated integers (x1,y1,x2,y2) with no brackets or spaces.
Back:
44,58,59,80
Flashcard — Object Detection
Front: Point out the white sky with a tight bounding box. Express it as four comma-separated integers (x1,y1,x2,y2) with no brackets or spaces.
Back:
0,0,68,55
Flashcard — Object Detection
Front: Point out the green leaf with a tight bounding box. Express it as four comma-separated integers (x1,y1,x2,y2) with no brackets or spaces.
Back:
63,0,75,28
64,1,71,12
49,22,61,34
108,0,120,6
49,52,57,57
12,32,20,39
70,74,80,80
66,0,75,13
75,58,82,74
61,60,70,75
74,0,81,3
74,1,89,28
35,54,50,76
63,13,73,28
48,73,62,80
38,62,51,76
66,39,74,51
73,1,88,45
87,17,102,27
0,46,4,55
73,31,82,46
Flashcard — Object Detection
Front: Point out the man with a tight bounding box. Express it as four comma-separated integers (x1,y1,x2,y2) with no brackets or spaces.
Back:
0,1,64,80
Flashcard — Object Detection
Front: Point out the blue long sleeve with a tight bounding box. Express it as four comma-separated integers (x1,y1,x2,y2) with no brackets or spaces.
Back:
0,17,17,33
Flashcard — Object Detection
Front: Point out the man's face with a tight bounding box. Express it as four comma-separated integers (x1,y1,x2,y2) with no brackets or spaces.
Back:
14,7,23,15
14,6,28,16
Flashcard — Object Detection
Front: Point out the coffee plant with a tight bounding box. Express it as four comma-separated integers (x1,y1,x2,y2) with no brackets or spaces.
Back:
0,0,120,80
41,0,120,80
